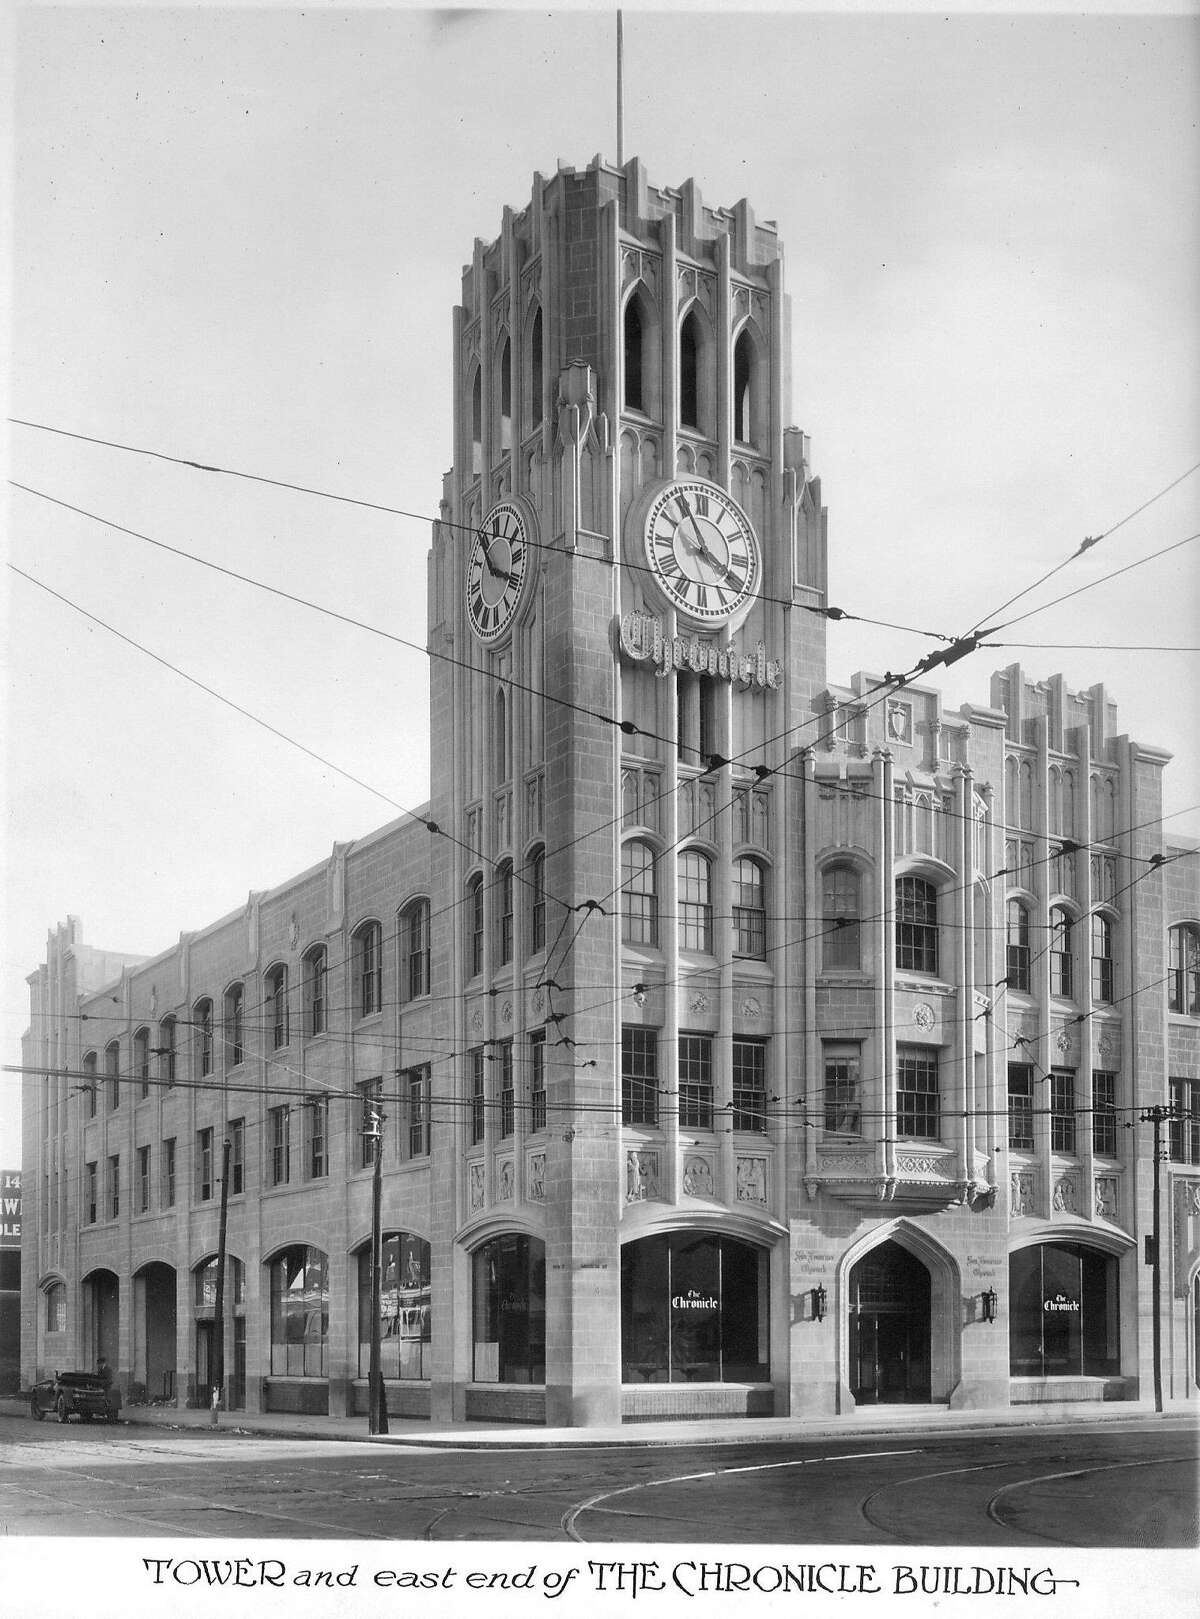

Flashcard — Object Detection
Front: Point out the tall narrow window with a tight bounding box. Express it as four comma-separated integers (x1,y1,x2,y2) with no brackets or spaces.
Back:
732,857,767,959
1051,1069,1076,1152
158,1016,176,1087
494,686,509,782
407,1065,430,1159
823,1044,862,1135
1091,914,1114,1003
529,1030,547,1132
224,983,244,1068
496,861,514,965
137,1144,151,1213
467,874,484,979
1050,908,1074,998
1169,925,1200,1015
1007,1064,1035,1151
107,1153,120,1219
1169,1077,1200,1164
355,922,382,1018
679,311,700,430
733,328,755,444
356,1076,382,1170
267,964,289,1049
470,367,482,474
470,1048,486,1145
621,839,659,947
498,336,512,451
529,306,544,429
528,847,546,954
622,1026,658,1128
134,1028,151,1099
161,1138,176,1208
82,1051,98,1117
229,1118,245,1195
624,295,644,412
732,1038,768,1132
1092,1071,1118,1157
85,1161,98,1223
498,1040,515,1138
106,1041,121,1110
305,1095,329,1179
822,864,861,970
197,1127,214,1201
678,1034,714,1129
897,1046,939,1140
1006,900,1031,992
268,1105,290,1187
679,850,713,953
401,900,431,1002
896,877,938,974
195,999,213,1077
304,946,327,1037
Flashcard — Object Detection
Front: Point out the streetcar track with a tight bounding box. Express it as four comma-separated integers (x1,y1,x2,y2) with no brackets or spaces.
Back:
985,1454,1199,1545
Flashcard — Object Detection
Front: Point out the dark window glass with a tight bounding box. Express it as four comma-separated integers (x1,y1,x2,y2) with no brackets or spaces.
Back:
824,1045,862,1134
137,1144,150,1213
407,1066,430,1158
1050,1069,1076,1153
621,840,658,946
357,1077,383,1170
1008,1064,1035,1151
1008,1243,1120,1378
270,1245,328,1377
472,1234,545,1384
106,1041,120,1110
897,1045,939,1139
529,1030,546,1132
498,1041,515,1138
496,863,514,966
159,1017,176,1086
196,1001,213,1076
304,948,327,1037
732,858,766,960
268,1105,290,1187
1169,1077,1200,1164
678,1034,713,1130
161,1139,176,1207
529,848,546,953
197,1128,214,1200
621,1233,769,1384
679,850,713,953
1050,908,1073,999
224,984,244,1067
357,1233,431,1379
402,901,431,1001
1169,926,1200,1015
229,1118,245,1195
732,1038,767,1132
467,876,484,979
624,297,643,412
306,1095,328,1179
356,924,382,1018
733,329,753,444
1006,900,1031,992
1091,914,1114,1003
679,312,700,429
470,1049,486,1145
267,966,288,1049
1092,1071,1118,1157
135,1028,150,1099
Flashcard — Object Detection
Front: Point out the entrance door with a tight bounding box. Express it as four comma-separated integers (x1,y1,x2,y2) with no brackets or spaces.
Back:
849,1241,932,1404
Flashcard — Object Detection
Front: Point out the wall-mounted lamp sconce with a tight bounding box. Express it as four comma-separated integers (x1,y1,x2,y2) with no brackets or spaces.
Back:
981,1287,998,1324
811,1284,827,1323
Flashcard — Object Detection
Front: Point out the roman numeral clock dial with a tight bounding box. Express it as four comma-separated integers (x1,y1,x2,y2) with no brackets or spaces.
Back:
465,501,531,643
642,479,761,623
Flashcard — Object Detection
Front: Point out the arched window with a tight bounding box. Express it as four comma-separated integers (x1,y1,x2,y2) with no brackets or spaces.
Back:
44,1280,67,1334
1009,1244,1120,1378
1006,900,1031,993
400,899,431,1002
224,983,245,1067
303,946,327,1037
528,305,544,430
528,846,546,953
354,923,383,1019
472,1234,545,1384
679,850,713,953
496,335,512,451
679,310,701,430
134,1027,151,1098
357,1232,431,1380
82,1050,98,1117
1050,907,1074,998
494,686,510,782
266,964,289,1049
733,327,760,445
822,863,861,970
621,839,659,947
732,857,766,959
194,999,213,1076
269,1245,329,1378
466,874,484,978
624,294,645,412
158,1015,176,1087
105,1040,121,1109
495,860,514,965
470,366,482,474
1169,924,1200,1015
896,876,938,974
1090,914,1115,1004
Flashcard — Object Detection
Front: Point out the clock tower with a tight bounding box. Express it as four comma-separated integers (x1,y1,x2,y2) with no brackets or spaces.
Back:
426,155,827,1426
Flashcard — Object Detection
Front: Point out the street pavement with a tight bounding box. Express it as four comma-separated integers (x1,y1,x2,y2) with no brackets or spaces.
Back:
3,1391,1194,1448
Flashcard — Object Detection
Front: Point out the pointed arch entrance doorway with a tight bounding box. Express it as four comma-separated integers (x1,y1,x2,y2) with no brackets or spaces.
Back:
848,1239,932,1404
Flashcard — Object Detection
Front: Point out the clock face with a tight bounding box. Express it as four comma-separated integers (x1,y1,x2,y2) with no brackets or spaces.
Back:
465,501,530,643
643,479,760,622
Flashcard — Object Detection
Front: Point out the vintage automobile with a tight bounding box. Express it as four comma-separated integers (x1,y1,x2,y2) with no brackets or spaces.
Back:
29,1371,120,1423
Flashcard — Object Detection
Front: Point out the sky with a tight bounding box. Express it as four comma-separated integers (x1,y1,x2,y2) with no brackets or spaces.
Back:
3,3,1199,1191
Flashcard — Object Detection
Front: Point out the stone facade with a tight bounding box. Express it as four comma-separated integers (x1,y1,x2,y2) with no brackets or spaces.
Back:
20,157,1200,1422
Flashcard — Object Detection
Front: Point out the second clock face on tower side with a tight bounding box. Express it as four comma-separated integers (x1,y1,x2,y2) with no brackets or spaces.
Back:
642,479,761,623
465,501,531,643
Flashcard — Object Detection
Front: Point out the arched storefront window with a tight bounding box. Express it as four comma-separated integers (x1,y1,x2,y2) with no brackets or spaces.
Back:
269,1245,329,1378
472,1234,545,1384
621,1233,769,1384
1009,1243,1120,1379
357,1232,431,1380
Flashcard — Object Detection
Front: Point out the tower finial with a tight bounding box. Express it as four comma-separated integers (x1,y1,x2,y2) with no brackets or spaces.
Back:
616,10,624,168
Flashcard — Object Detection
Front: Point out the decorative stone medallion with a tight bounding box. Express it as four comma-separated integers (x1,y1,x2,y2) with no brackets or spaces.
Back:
689,992,710,1014
741,996,763,1019
471,1007,484,1034
682,1155,713,1198
500,1000,513,1025
913,1002,935,1031
1055,1028,1075,1059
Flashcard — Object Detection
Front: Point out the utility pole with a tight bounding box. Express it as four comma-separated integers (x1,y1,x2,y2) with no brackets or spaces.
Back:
367,1106,388,1435
1140,1103,1177,1415
211,1134,231,1426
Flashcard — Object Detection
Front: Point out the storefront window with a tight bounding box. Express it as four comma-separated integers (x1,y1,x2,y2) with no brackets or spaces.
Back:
194,1256,245,1309
1009,1243,1120,1378
621,1233,769,1384
472,1234,545,1384
357,1233,432,1379
269,1245,328,1377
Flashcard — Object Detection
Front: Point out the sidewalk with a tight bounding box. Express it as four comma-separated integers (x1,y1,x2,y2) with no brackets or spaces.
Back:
3,1393,1193,1449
